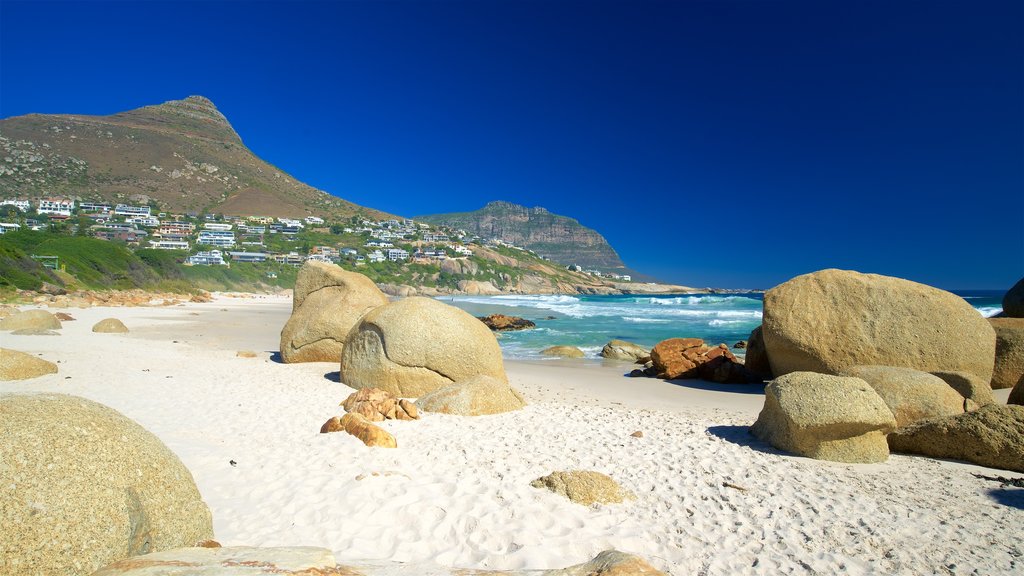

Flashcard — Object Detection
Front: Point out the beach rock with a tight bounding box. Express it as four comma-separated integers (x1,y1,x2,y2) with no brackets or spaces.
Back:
39,281,67,296
55,312,75,321
319,416,345,433
761,269,996,383
990,318,1024,389
477,314,536,331
341,388,419,421
733,340,748,349
1003,277,1024,318
628,369,646,377
1009,375,1024,405
0,393,213,576
750,372,898,463
840,365,966,427
541,345,585,358
338,413,397,448
236,350,257,358
93,318,129,333
280,262,389,363
650,338,756,383
416,375,526,416
931,370,995,407
0,309,61,331
0,304,17,318
888,405,1024,472
0,348,58,380
11,328,60,336
600,339,650,361
545,550,666,575
530,470,635,506
90,546,343,576
457,279,502,295
340,297,506,397
743,326,773,379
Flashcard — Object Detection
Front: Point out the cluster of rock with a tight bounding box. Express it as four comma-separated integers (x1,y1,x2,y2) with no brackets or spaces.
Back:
477,313,537,331
1,309,131,381
10,288,213,308
649,338,759,383
746,269,1024,472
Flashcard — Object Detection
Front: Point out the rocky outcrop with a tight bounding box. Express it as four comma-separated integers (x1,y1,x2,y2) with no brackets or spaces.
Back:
340,297,506,396
931,371,995,407
478,314,536,331
90,546,666,575
541,345,585,358
341,388,419,421
55,312,75,321
457,279,503,295
415,375,526,416
888,405,1024,472
761,269,996,383
0,309,61,331
280,262,389,363
743,326,773,379
530,470,635,506
650,338,757,383
600,339,650,362
0,348,58,380
990,318,1024,389
1003,277,1024,318
93,318,129,333
0,393,213,576
750,372,898,463
840,365,966,428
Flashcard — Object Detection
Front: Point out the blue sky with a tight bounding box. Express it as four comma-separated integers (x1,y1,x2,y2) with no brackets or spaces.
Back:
1,0,1021,289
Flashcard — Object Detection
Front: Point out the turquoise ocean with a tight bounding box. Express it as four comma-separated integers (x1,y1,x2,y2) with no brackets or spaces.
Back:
443,290,1005,360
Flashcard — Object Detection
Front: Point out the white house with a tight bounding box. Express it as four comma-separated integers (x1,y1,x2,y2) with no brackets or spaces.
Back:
0,222,21,234
1,199,31,212
37,198,74,217
304,216,325,225
128,216,161,227
187,250,227,266
367,250,386,263
203,222,233,231
197,230,236,248
149,239,189,250
386,248,409,262
114,204,151,217
78,202,111,213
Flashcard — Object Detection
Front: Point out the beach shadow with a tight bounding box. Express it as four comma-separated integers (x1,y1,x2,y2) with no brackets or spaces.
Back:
706,425,781,456
986,488,1024,509
324,371,341,383
269,351,284,364
665,378,766,395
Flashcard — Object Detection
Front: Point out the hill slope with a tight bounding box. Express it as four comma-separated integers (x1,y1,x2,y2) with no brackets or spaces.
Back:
416,201,630,272
0,96,394,220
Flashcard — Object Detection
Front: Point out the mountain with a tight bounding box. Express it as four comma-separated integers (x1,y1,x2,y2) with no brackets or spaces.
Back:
416,201,638,274
0,96,394,220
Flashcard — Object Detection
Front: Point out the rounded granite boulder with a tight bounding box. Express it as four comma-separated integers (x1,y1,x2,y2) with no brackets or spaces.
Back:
840,365,965,428
93,318,129,333
279,262,389,363
989,318,1024,389
600,339,650,361
541,345,586,358
340,297,506,397
0,309,61,331
0,393,214,576
416,375,526,416
762,269,996,383
0,348,58,381
1003,277,1024,318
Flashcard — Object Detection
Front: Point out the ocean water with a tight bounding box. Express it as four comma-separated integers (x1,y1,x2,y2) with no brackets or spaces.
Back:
442,290,1005,360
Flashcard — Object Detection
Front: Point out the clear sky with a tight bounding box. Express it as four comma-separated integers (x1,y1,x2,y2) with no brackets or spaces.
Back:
1,0,1021,290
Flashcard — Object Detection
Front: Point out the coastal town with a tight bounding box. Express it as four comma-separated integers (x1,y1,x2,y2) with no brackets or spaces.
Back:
0,196,631,282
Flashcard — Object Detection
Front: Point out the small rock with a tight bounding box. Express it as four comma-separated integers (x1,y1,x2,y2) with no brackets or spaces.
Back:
92,318,129,333
733,340,748,349
341,388,419,421
541,345,585,358
339,413,397,448
531,470,635,505
477,313,536,331
630,430,644,438
236,351,258,358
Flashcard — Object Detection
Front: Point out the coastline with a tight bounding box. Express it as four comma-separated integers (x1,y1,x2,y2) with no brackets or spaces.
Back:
2,296,1020,574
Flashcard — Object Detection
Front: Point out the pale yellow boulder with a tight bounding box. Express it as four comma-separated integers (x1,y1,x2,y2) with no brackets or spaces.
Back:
93,318,129,333
279,262,389,363
0,348,58,381
530,470,635,506
990,318,1024,389
340,297,506,396
415,375,526,416
541,345,585,358
841,365,966,427
0,309,61,331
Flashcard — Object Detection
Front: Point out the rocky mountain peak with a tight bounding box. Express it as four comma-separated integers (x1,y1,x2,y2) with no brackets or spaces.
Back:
111,95,242,144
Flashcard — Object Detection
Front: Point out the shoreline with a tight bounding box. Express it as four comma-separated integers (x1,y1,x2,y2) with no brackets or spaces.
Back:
2,296,1019,575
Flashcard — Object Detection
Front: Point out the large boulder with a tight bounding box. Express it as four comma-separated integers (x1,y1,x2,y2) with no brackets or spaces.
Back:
0,393,213,576
1003,277,1024,318
743,326,773,379
762,269,996,383
530,470,635,506
1010,375,1024,406
650,338,756,383
931,371,995,407
340,297,506,396
989,318,1024,389
0,348,58,380
415,375,526,416
0,309,61,331
280,262,389,363
600,339,650,362
93,318,129,333
840,365,966,428
888,405,1024,472
750,372,897,463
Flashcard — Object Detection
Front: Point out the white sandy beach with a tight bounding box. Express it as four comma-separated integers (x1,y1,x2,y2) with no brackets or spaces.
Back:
1,295,1020,575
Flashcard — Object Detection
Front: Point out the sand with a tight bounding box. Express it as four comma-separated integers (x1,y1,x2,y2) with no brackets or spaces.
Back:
1,295,1021,575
